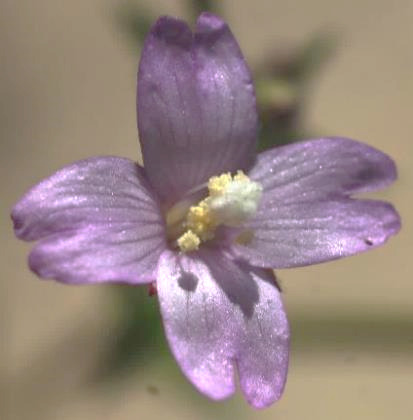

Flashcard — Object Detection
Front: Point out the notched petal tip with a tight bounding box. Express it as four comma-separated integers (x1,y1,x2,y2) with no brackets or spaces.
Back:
196,12,227,34
381,202,401,237
195,13,239,53
28,248,47,279
151,15,192,47
10,208,24,237
27,244,64,283
378,152,398,184
244,384,285,410
11,196,39,241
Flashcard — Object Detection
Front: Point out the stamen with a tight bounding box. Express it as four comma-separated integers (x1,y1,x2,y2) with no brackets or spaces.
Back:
187,201,216,241
208,171,262,227
175,170,262,253
177,230,201,252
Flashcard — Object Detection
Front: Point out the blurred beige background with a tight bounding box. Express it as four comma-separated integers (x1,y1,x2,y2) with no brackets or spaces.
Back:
1,0,412,419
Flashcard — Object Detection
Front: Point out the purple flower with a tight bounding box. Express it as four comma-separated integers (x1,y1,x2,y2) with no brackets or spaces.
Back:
12,13,400,408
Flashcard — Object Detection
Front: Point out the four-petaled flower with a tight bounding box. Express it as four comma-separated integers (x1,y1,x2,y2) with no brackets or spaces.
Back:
12,13,400,408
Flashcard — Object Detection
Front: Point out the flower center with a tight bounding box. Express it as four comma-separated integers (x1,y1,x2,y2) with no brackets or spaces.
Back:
166,171,262,253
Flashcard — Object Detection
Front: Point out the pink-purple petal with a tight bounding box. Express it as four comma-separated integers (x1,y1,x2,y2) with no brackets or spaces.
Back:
233,138,401,268
137,13,257,205
250,137,397,205
12,157,166,284
235,199,400,269
157,250,289,407
235,267,289,408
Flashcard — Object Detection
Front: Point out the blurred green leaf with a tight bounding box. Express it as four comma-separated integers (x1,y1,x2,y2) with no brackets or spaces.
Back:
286,32,338,86
256,32,337,150
98,285,167,381
115,4,153,45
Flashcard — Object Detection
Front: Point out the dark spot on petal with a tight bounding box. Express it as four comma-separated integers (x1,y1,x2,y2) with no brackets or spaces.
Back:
178,271,198,292
210,258,259,319
148,282,157,297
364,238,374,246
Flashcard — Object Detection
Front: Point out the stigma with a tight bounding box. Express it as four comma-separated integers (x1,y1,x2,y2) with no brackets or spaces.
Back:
176,171,262,252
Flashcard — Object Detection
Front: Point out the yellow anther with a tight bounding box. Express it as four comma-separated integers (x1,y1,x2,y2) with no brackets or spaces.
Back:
174,170,262,253
233,170,249,182
177,230,201,252
186,201,216,240
208,173,232,196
